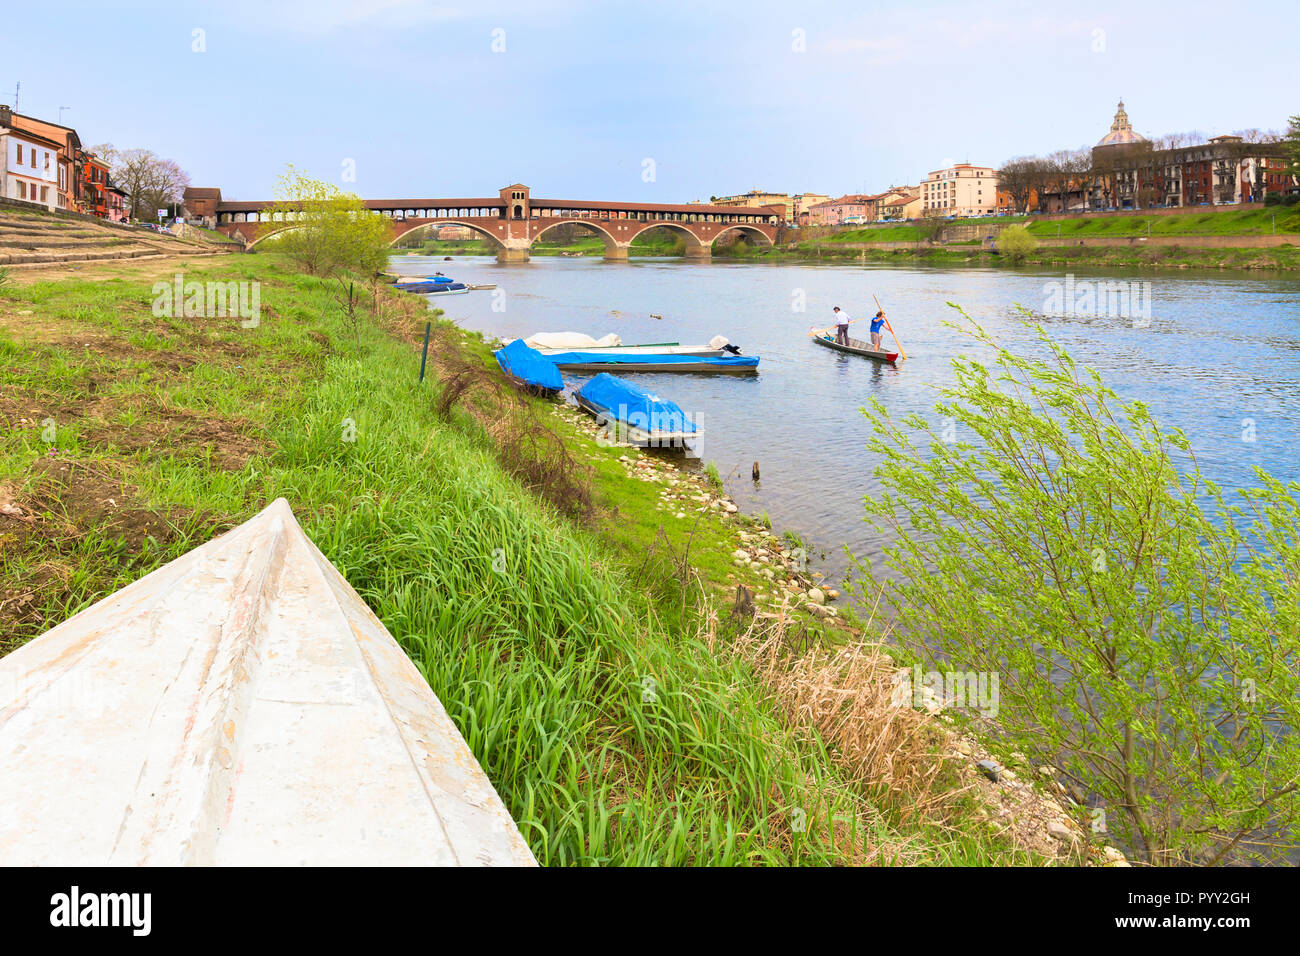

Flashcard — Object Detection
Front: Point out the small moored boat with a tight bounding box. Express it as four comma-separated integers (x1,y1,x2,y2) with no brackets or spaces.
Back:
810,333,898,364
575,373,700,447
522,332,742,360
394,277,462,294
494,339,563,397
0,499,536,867
549,352,758,374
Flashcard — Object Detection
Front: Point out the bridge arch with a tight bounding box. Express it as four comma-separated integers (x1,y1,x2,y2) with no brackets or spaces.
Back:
245,223,308,249
388,219,505,251
624,221,710,256
530,217,621,253
710,224,776,249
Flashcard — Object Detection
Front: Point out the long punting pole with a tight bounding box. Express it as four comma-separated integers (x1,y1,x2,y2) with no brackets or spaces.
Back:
873,293,908,361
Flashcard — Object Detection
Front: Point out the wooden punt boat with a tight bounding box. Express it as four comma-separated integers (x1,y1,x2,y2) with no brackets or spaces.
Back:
810,333,898,364
0,499,536,867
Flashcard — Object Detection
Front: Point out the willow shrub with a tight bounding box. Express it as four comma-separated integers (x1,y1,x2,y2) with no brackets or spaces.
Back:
259,165,392,278
860,308,1300,864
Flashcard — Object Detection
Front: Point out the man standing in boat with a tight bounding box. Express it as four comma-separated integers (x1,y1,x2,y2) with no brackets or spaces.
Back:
870,310,886,350
832,306,852,346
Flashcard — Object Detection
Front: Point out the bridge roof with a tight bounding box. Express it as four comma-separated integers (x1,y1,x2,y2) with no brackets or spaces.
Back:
216,197,780,216
530,197,779,215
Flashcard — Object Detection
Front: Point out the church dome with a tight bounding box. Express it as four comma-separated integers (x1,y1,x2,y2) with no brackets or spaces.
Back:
1096,100,1148,147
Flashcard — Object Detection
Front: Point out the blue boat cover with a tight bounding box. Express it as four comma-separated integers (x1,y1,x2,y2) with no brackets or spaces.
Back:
577,373,698,434
547,352,759,370
494,339,564,392
395,278,458,292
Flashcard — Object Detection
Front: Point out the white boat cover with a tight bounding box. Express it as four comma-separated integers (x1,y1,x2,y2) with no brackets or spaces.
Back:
707,334,731,350
0,498,536,867
522,331,622,350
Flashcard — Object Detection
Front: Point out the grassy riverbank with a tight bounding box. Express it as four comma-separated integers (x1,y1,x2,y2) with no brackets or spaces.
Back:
777,241,1300,272
0,253,1091,865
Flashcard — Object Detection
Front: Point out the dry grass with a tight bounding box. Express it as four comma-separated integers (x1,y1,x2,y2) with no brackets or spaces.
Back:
710,601,970,829
425,323,593,521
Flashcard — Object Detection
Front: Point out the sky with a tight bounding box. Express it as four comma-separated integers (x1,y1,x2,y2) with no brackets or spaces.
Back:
2,0,1296,203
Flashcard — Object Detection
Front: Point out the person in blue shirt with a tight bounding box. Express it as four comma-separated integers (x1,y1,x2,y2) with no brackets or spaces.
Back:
870,310,887,350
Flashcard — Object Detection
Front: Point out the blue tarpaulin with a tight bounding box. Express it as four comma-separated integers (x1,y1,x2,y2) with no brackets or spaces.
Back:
494,339,564,392
577,373,698,434
395,278,460,293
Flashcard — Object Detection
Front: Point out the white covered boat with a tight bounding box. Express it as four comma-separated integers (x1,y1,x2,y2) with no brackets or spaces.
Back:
0,498,536,867
519,331,739,359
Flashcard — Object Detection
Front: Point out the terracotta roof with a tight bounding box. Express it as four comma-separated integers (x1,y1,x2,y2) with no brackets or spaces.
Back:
4,112,81,150
0,126,65,151
216,196,779,217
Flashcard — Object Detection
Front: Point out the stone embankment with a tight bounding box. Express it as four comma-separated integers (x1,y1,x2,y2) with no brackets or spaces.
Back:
0,207,237,268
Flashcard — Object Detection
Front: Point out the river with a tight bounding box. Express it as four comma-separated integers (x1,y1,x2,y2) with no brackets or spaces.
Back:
389,253,1300,591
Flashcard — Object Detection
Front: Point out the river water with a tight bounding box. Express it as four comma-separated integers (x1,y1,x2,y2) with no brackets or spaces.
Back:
389,253,1300,590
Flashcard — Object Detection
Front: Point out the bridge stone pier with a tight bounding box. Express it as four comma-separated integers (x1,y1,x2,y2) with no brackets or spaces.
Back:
212,183,782,262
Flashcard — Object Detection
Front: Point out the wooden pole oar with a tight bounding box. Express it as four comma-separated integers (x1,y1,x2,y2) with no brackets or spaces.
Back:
873,294,908,361
810,314,867,338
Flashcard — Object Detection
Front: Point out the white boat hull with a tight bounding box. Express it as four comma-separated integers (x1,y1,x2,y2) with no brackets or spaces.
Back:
0,499,536,867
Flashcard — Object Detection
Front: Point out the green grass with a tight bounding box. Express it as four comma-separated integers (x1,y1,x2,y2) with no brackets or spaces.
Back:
0,255,1041,865
798,207,1300,252
1024,206,1300,238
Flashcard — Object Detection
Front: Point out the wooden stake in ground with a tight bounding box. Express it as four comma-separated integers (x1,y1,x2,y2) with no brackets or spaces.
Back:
873,294,908,361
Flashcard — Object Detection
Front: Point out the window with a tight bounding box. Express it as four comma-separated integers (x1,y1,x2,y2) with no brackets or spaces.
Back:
30,148,36,169
17,181,25,199
15,144,22,164
40,186,48,202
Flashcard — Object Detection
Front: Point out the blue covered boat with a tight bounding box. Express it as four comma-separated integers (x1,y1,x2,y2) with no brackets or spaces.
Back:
575,373,700,447
547,352,758,374
494,339,564,397
394,276,462,294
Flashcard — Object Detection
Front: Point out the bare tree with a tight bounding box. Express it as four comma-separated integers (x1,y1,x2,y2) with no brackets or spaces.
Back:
997,156,1038,214
101,147,191,221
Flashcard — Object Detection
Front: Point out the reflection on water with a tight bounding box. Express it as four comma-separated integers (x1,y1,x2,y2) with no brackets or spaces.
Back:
390,254,1300,589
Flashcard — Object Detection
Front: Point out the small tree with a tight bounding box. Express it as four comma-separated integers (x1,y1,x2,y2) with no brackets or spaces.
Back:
1285,114,1300,181
260,166,392,277
859,310,1300,864
995,224,1037,261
